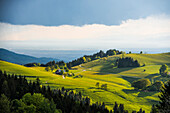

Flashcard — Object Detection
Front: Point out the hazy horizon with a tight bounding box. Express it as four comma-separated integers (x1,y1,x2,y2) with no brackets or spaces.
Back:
4,48,169,62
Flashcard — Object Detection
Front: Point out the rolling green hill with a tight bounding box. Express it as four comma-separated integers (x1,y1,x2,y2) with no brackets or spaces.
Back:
0,53,170,112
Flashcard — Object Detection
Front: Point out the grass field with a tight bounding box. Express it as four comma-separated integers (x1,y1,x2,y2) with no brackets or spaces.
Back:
0,53,170,112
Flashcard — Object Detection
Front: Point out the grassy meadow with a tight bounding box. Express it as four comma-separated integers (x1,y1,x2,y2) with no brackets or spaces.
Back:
0,53,170,112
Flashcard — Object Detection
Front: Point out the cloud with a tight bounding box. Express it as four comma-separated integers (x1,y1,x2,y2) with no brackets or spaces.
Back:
0,14,170,49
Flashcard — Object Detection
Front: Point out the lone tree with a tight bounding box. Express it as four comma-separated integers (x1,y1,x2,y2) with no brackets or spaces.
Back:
159,64,168,77
131,79,151,90
156,80,170,112
95,82,99,88
82,57,87,63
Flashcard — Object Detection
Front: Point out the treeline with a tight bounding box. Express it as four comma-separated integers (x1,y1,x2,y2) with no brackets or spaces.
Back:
0,71,169,112
116,57,140,68
24,49,123,69
44,49,122,69
24,49,123,70
0,71,147,113
66,49,123,68
0,71,110,113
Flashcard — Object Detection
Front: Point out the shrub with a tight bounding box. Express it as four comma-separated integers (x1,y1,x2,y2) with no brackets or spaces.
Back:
131,79,151,90
159,64,168,77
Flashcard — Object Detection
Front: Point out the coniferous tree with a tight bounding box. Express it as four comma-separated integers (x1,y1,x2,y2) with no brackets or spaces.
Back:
118,104,124,113
156,80,170,112
1,80,10,97
150,105,158,113
113,102,118,113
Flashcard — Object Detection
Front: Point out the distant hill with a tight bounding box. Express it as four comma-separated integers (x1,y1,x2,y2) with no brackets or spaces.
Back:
0,48,59,64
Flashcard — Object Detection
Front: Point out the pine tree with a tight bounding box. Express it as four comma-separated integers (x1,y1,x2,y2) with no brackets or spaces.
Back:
118,104,124,113
156,80,170,112
113,102,118,113
1,80,10,97
150,105,158,113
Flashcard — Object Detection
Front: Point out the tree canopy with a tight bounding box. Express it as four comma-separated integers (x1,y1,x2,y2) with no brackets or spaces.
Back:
131,79,151,90
156,80,170,112
159,64,168,77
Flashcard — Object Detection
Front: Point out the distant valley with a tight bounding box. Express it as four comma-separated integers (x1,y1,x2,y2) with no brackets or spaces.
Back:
0,48,59,65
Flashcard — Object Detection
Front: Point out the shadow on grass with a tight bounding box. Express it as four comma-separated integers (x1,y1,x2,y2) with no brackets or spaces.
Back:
145,73,159,79
93,91,104,93
122,89,138,94
145,73,170,83
23,76,37,78
123,89,158,97
121,76,139,83
88,87,96,89
96,62,141,75
99,66,134,74
138,91,157,97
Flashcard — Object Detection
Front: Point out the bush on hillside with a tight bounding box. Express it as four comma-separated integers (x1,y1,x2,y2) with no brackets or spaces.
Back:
159,64,168,77
131,79,151,90
101,84,107,90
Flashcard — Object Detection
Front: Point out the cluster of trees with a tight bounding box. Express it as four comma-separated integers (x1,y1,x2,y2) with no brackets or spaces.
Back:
147,81,164,91
44,49,122,69
24,49,123,70
66,49,122,68
45,61,69,72
96,82,107,90
150,80,170,113
0,71,110,113
131,79,151,90
113,102,146,113
131,78,164,91
131,79,170,113
24,63,41,67
116,57,140,68
1,70,170,112
0,93,61,113
156,80,170,112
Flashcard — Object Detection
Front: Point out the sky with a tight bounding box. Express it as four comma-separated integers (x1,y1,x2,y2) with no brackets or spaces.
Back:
0,0,170,50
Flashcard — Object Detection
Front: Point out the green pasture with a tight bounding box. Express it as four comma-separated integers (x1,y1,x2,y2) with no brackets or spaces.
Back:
0,53,170,112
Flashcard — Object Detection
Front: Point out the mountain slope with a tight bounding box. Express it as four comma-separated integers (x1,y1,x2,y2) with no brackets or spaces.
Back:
0,48,59,64
1,53,170,112
0,60,157,112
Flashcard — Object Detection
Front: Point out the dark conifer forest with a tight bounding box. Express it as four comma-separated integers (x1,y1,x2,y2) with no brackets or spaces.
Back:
1,70,169,113
0,70,148,113
116,57,140,68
